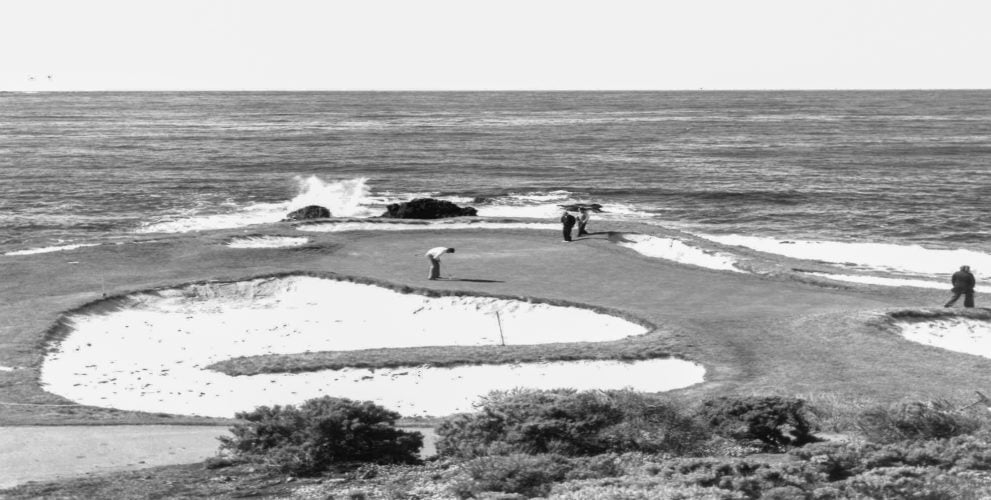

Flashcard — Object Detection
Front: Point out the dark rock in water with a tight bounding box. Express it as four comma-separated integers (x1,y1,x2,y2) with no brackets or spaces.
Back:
472,196,492,204
559,203,604,213
381,198,478,219
283,205,331,221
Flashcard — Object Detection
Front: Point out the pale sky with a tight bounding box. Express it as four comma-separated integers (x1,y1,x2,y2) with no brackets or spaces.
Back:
2,0,989,91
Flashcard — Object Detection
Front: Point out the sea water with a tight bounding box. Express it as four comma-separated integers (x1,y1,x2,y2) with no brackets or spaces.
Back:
3,91,990,285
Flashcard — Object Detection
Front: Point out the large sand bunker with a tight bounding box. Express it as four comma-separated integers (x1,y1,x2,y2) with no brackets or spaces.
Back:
41,276,704,418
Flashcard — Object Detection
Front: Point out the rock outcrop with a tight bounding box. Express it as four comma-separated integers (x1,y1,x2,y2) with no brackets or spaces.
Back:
559,203,604,213
381,198,477,219
283,205,331,221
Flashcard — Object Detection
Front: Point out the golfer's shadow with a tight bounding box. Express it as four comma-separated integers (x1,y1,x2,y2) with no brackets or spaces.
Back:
440,278,505,283
575,231,611,241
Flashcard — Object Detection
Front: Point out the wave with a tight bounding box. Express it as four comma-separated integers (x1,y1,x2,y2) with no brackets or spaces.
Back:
610,233,743,273
4,243,100,256
471,191,652,220
795,271,953,290
226,236,311,249
297,221,559,233
134,181,656,235
697,233,991,279
137,176,382,233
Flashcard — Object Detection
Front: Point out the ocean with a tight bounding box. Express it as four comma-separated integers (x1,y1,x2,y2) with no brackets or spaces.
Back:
2,90,990,285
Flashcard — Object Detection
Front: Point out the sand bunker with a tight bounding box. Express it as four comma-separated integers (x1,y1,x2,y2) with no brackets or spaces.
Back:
297,221,559,232
226,236,310,248
899,316,991,358
41,276,703,417
611,233,742,272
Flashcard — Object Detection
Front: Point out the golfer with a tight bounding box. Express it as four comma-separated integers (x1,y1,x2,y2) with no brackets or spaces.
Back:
425,246,455,280
945,265,976,308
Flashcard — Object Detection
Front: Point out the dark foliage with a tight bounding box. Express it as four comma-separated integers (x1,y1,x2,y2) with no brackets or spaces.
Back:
697,396,819,450
435,389,709,458
856,400,984,443
218,396,423,476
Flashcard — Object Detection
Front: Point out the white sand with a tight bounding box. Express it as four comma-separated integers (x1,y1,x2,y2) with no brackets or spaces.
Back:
297,221,559,232
41,276,703,418
226,236,310,248
799,271,948,290
4,243,100,256
899,318,991,358
611,233,743,272
0,366,14,372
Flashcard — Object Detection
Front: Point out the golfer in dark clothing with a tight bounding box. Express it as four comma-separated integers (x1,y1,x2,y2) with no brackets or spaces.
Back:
945,265,976,308
560,211,576,242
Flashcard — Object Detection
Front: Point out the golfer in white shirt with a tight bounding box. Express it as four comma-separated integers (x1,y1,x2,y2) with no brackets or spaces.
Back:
425,246,455,280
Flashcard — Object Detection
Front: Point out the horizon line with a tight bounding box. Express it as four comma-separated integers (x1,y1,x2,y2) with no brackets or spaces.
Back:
4,87,991,93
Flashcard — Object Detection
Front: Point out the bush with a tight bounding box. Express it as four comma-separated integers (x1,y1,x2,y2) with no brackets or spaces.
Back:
856,400,983,443
449,453,632,499
792,433,991,480
436,389,709,458
450,454,574,499
697,396,818,450
218,396,423,476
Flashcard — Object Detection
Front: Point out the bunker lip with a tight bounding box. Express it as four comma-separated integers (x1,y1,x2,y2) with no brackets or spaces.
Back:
39,273,705,418
887,308,991,359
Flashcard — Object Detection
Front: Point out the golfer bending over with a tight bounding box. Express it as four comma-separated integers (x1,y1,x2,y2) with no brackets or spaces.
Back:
426,246,455,280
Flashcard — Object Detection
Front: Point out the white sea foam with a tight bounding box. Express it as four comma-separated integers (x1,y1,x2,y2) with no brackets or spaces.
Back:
899,318,991,358
474,191,651,220
697,234,991,278
226,236,310,249
4,243,100,256
137,177,382,233
297,221,559,233
798,272,951,290
0,366,14,372
41,276,703,417
611,233,743,272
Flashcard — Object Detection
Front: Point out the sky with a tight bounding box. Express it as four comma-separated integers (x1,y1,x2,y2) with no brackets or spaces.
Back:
1,0,989,91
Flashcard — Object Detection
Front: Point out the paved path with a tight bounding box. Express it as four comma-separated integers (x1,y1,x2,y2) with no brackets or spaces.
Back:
0,425,229,489
0,425,436,489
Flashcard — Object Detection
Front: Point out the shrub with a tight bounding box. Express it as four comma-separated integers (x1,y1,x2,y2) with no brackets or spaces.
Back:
436,389,709,458
697,396,818,450
856,400,983,443
448,453,634,499
792,433,991,480
449,454,574,499
549,476,748,500
218,396,423,476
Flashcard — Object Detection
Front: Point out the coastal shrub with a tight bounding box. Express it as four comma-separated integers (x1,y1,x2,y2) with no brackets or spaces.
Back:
856,400,983,443
697,396,818,450
218,396,423,476
829,466,991,500
450,454,574,499
549,476,748,500
449,454,631,499
791,433,991,480
657,458,825,499
435,389,709,458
